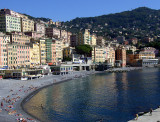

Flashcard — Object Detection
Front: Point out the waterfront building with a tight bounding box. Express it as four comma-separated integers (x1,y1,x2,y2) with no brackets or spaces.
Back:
54,39,63,64
92,46,106,63
142,59,158,67
0,32,10,67
46,38,52,63
21,18,34,32
106,46,115,66
141,47,159,56
115,47,126,67
7,43,30,69
39,39,46,65
30,42,40,67
45,27,60,39
51,41,56,65
50,64,73,75
136,51,155,59
10,32,31,45
0,14,21,32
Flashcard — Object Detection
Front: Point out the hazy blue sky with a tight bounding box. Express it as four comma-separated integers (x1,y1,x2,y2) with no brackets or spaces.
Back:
0,0,160,22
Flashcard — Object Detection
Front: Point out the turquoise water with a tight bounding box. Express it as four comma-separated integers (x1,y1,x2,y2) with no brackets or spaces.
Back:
23,68,160,122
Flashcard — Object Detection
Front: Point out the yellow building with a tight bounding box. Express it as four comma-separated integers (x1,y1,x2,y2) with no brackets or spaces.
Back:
39,39,46,65
63,47,75,58
30,42,40,67
92,46,106,63
10,32,31,45
136,51,155,59
21,18,34,32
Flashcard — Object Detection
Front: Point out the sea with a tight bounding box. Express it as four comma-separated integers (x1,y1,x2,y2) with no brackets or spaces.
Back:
23,67,160,122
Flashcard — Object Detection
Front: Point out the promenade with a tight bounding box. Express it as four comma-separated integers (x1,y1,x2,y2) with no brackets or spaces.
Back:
0,71,95,122
129,108,160,122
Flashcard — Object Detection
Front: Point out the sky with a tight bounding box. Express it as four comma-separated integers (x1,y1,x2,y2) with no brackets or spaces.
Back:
0,0,160,22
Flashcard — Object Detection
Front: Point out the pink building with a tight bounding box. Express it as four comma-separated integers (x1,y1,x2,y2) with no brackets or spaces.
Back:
0,32,10,67
7,43,30,69
24,31,45,39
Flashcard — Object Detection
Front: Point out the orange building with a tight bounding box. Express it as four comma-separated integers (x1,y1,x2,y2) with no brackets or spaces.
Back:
116,47,126,67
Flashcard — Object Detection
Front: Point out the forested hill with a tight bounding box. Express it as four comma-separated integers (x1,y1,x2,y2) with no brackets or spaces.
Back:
62,7,160,40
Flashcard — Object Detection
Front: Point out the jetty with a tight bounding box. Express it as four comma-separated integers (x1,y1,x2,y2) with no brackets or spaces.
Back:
105,67,142,73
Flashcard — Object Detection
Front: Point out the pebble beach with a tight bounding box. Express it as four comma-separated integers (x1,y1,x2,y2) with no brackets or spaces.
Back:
0,71,96,122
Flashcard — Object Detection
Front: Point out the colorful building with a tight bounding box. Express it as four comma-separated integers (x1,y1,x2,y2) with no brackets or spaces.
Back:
21,18,34,32
91,34,97,45
30,42,40,67
63,47,75,59
52,39,63,65
0,32,10,67
115,47,126,67
10,32,31,45
39,39,46,65
34,22,45,36
84,29,91,45
96,36,105,46
106,46,115,66
46,38,52,63
7,43,30,69
92,46,106,63
51,41,56,65
45,27,60,38
0,14,21,32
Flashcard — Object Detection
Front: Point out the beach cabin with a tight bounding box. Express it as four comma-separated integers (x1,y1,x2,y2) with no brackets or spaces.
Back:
3,68,43,80
50,64,73,75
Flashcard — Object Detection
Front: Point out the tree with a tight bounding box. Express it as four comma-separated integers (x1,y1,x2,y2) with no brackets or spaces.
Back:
75,45,92,57
63,57,72,62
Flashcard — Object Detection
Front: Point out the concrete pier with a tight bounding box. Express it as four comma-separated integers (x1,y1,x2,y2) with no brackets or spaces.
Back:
129,108,160,122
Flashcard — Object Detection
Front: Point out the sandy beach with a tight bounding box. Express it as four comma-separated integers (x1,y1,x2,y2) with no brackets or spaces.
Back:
0,71,96,122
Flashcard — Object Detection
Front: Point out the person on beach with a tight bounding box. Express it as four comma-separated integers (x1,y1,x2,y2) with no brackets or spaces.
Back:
150,108,153,115
135,114,138,120
41,104,44,109
1,102,3,108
